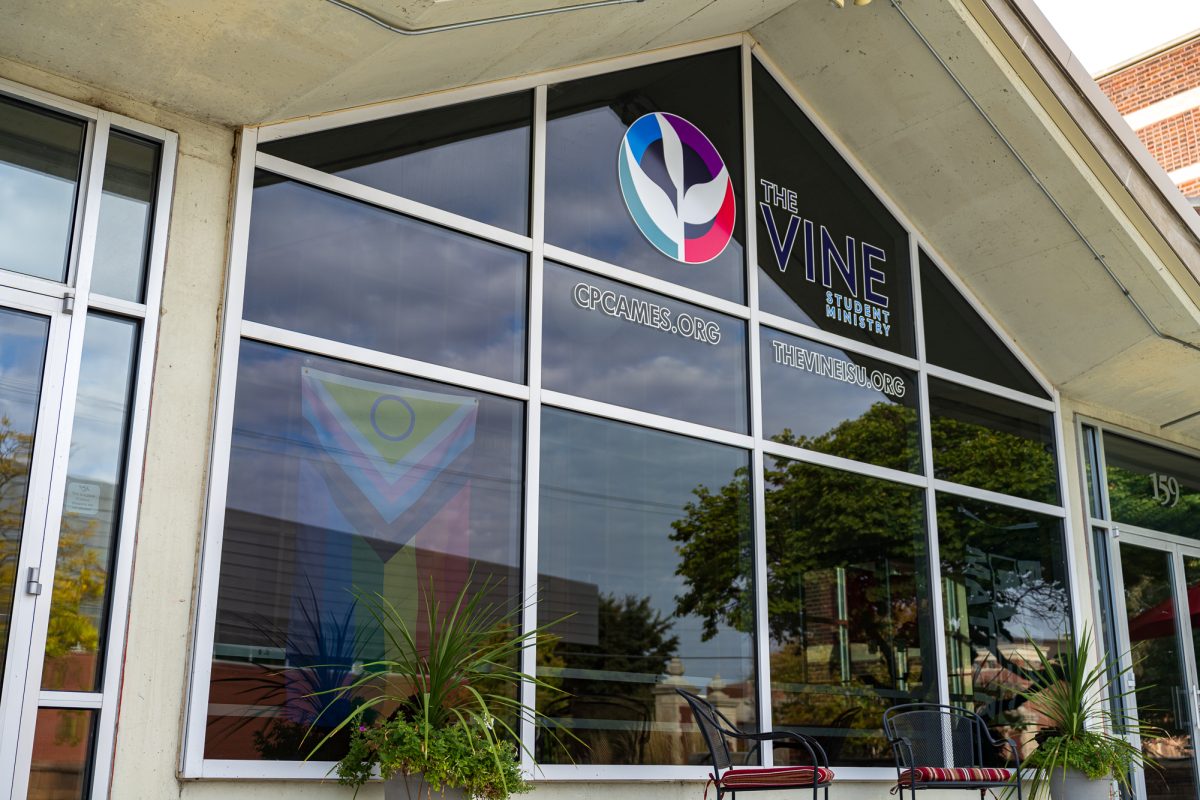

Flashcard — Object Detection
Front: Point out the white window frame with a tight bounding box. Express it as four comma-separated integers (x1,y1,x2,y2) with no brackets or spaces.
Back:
182,34,1075,783
0,77,177,798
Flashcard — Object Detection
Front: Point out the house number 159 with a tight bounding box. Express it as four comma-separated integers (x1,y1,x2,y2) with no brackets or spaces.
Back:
1150,472,1181,507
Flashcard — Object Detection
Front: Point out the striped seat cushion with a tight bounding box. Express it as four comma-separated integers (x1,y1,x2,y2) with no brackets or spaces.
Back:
898,766,1012,786
719,766,835,788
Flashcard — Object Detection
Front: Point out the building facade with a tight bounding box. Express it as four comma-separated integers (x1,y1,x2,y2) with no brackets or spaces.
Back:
2,1,1200,799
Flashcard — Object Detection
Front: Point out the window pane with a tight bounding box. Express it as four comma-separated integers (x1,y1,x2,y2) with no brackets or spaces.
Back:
0,95,85,282
753,61,914,357
542,262,748,432
764,457,935,767
42,315,138,691
545,49,745,302
760,327,921,473
1103,431,1200,538
929,378,1058,504
244,174,527,382
90,131,160,302
259,91,531,234
28,708,97,800
918,252,1048,399
939,496,1070,761
205,341,524,760
536,409,755,765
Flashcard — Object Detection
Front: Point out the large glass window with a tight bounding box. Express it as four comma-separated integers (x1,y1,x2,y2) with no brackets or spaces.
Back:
195,43,1070,778
244,173,528,383
939,497,1070,762
259,92,532,234
542,262,748,431
545,49,745,302
1103,431,1200,538
919,252,1047,399
753,61,914,357
929,378,1058,504
536,410,755,765
763,458,935,767
205,342,524,760
760,327,920,472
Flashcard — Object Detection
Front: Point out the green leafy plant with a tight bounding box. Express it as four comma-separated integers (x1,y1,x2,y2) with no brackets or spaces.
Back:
1015,626,1158,797
310,576,571,799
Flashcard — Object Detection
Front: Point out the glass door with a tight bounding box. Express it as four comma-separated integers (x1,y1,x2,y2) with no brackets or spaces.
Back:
1114,528,1200,800
0,289,70,799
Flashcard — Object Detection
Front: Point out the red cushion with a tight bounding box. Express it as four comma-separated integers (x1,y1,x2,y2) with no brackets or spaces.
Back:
898,767,1012,786
719,766,835,788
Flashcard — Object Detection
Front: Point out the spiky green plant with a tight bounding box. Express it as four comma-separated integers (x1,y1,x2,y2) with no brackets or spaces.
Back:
1015,626,1158,798
308,575,572,797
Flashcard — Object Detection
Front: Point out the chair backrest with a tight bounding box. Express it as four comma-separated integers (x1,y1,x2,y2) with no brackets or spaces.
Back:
882,703,989,769
676,689,736,771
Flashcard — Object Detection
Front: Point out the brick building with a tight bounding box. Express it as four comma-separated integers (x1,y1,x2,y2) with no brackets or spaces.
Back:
1099,31,1200,208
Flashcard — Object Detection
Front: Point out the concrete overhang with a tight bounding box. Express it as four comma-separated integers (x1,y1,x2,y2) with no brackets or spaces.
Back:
4,0,1200,444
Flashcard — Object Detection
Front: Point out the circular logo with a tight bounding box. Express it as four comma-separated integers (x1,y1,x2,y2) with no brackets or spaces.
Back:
617,112,735,264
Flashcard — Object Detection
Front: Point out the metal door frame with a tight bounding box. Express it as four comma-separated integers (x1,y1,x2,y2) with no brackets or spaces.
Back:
1110,522,1200,800
0,286,74,799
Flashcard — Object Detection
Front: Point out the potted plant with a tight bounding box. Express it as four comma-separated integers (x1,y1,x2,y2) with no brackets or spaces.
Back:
1013,626,1158,800
309,576,568,800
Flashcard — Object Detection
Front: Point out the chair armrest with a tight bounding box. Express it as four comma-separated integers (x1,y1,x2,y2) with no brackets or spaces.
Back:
733,729,829,769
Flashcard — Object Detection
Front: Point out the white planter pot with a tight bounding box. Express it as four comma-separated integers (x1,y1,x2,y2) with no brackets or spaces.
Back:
383,774,469,800
1045,768,1111,800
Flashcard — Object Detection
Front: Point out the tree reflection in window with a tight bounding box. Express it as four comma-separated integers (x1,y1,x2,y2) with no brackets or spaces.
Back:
937,497,1070,763
673,452,935,767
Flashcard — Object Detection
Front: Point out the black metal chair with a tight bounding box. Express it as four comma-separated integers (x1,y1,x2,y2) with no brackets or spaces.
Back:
676,689,833,800
882,703,1022,799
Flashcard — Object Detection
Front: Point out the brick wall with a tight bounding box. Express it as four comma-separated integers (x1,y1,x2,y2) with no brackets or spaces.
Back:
1135,107,1200,173
1179,176,1200,200
1099,36,1200,115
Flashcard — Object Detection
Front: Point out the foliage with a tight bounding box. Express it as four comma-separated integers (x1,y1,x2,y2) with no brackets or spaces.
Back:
0,416,108,676
1015,626,1156,796
1024,732,1136,782
670,402,1070,737
338,717,528,800
314,576,570,798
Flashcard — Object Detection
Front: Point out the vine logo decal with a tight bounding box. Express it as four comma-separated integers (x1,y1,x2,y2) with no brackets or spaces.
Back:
618,112,735,264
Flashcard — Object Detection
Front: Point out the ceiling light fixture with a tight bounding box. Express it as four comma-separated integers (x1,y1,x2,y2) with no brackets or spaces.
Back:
325,0,645,36
831,0,873,6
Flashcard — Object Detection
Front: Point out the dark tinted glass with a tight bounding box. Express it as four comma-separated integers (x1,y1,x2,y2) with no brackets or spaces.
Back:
764,457,935,766
938,497,1070,758
536,409,755,765
28,708,97,800
753,61,914,357
91,131,160,301
244,173,527,382
0,96,85,282
260,92,531,234
205,341,523,760
542,262,748,432
929,378,1058,504
1104,432,1200,538
43,315,139,692
919,252,1047,398
545,49,745,302
760,327,920,472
